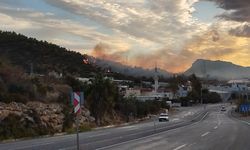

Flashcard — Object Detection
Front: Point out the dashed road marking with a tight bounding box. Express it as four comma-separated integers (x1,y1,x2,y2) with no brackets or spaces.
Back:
188,142,196,147
173,144,187,150
172,118,180,121
201,132,210,137
214,126,218,129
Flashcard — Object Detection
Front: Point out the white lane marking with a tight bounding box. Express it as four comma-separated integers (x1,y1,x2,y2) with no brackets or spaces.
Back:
120,126,135,129
88,132,110,138
119,125,139,131
217,113,222,125
214,126,218,129
172,118,180,121
201,132,210,137
173,144,187,150
239,120,250,125
12,142,54,150
188,142,196,147
120,125,136,129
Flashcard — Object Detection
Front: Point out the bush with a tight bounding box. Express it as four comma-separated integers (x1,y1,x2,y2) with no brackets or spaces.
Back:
0,114,37,140
117,97,167,120
62,106,74,132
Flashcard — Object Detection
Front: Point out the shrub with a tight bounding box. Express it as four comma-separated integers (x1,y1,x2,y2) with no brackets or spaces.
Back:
0,114,37,140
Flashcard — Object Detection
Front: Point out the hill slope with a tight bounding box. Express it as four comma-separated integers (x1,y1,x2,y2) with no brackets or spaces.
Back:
184,59,250,80
0,31,171,79
0,31,97,77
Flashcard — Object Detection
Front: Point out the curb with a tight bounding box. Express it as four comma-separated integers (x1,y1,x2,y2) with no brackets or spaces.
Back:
230,109,250,126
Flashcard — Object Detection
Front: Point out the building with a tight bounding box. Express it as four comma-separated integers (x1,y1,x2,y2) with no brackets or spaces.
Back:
207,79,250,101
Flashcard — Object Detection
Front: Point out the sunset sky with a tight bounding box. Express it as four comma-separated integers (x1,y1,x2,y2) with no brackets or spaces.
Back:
0,0,249,73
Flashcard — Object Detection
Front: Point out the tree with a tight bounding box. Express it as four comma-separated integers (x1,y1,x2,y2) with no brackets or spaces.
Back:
86,74,119,126
118,96,137,122
169,76,179,99
189,74,202,103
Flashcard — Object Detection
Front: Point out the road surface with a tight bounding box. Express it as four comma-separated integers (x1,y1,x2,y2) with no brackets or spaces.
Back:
1,104,249,150
101,105,250,150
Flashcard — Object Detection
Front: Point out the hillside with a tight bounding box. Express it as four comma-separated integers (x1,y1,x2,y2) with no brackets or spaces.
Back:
184,59,250,80
0,31,172,80
0,31,97,77
87,56,172,78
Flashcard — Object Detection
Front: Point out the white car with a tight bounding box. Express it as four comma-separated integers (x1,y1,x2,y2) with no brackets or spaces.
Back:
221,105,226,111
159,113,169,122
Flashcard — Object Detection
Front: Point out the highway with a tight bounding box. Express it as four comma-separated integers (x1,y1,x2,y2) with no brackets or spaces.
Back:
1,104,250,150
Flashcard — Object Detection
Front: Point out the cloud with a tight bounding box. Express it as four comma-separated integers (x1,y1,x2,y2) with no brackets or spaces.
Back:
229,24,250,37
207,0,250,38
44,0,204,51
0,13,34,30
0,5,134,53
207,0,250,22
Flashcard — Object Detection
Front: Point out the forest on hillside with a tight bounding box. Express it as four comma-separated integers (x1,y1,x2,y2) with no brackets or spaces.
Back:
0,31,98,77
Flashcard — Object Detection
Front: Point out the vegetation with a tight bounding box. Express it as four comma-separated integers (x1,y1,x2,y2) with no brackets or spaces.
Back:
116,96,169,122
200,89,222,104
0,113,54,140
0,31,97,77
84,74,120,125
0,59,71,104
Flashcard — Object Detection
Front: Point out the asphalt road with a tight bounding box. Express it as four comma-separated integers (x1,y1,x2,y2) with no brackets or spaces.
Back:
1,104,249,150
101,105,250,150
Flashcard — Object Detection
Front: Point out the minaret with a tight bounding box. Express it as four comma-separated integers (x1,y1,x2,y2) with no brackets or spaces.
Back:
154,64,159,93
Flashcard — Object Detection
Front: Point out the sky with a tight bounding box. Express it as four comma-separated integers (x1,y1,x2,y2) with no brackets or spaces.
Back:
0,0,250,73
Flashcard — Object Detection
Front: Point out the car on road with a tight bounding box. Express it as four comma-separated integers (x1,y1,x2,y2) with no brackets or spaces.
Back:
221,105,226,111
159,113,169,122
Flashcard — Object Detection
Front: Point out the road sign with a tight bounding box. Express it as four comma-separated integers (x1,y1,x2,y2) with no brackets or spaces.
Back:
74,92,81,114
71,92,84,114
240,104,250,113
70,91,84,150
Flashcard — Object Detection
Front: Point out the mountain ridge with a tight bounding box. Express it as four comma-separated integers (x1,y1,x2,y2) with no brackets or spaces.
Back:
184,59,250,80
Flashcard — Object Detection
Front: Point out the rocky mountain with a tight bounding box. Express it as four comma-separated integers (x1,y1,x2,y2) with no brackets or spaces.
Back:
87,56,172,78
184,59,250,80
